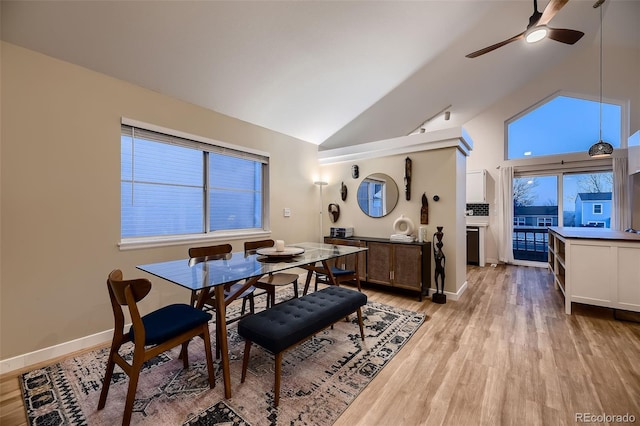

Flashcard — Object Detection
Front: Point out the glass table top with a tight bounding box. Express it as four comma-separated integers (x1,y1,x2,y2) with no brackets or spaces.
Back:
137,242,367,291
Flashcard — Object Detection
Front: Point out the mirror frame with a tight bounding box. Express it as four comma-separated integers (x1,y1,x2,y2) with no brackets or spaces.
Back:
356,173,399,218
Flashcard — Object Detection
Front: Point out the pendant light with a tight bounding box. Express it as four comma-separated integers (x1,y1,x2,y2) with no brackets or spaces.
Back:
588,0,613,158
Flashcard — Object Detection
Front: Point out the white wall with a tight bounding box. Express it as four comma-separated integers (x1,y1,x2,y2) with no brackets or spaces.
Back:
0,42,320,361
464,44,640,263
319,143,467,297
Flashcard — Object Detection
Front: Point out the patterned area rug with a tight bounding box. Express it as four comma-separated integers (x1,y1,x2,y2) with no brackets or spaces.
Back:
21,290,424,425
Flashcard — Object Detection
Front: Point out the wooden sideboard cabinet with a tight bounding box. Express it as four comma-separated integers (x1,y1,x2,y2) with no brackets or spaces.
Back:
324,237,431,300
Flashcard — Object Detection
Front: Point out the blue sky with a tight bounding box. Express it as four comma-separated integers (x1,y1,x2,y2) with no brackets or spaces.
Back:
510,95,618,213
508,95,621,159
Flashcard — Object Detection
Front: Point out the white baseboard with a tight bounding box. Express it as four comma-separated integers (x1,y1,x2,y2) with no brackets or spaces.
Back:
0,274,313,376
427,280,467,301
0,329,113,375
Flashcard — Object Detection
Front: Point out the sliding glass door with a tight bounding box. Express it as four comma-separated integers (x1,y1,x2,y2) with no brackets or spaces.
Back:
512,171,613,263
512,175,558,262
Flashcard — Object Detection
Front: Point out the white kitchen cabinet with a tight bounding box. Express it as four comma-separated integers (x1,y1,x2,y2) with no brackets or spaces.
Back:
629,146,640,175
629,131,639,175
466,169,486,202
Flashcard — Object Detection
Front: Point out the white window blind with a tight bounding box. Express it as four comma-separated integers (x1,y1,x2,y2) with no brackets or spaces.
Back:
121,122,268,239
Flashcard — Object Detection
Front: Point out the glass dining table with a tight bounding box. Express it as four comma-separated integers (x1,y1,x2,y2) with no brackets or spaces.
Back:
136,241,367,399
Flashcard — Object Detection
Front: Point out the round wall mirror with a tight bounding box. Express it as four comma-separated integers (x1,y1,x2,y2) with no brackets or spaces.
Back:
356,173,399,218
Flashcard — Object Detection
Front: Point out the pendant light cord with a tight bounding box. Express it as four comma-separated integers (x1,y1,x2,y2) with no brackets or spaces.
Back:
599,4,603,142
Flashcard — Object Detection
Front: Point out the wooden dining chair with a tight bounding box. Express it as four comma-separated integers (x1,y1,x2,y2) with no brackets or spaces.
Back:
244,239,300,307
189,244,259,359
188,244,257,318
305,240,365,295
98,269,215,426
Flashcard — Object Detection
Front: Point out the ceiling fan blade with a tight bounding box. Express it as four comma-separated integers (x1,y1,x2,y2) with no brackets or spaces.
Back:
547,28,585,44
465,32,525,58
538,0,569,26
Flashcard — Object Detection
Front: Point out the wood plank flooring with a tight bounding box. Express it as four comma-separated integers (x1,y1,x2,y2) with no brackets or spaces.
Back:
2,265,639,425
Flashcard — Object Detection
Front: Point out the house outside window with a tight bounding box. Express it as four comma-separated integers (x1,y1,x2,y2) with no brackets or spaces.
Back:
575,192,611,228
514,217,525,226
537,218,553,227
121,121,269,242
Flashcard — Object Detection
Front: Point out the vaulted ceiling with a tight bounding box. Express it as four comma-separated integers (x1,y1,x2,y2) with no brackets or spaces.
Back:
2,1,638,150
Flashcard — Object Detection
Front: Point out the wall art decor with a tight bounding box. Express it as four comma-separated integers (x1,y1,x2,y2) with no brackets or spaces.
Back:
328,203,340,223
420,193,429,224
404,157,412,201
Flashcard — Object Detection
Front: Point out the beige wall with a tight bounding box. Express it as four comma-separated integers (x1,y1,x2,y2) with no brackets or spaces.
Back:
464,45,640,263
319,146,467,295
0,42,320,359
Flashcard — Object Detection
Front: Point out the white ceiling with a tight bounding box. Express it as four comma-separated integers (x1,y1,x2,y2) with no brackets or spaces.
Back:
2,1,638,149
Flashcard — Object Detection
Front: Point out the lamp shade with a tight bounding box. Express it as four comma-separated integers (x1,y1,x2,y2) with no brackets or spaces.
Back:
588,140,613,157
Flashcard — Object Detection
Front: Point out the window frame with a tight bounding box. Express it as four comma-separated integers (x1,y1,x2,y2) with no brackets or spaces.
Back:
119,118,271,250
592,203,603,214
505,90,628,161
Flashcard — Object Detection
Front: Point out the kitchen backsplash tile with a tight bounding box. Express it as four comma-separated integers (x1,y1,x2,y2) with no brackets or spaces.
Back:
466,203,489,216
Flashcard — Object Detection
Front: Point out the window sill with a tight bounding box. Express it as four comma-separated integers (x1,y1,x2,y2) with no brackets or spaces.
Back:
119,230,271,251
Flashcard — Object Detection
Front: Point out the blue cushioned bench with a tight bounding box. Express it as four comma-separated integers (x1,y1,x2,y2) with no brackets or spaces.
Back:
238,285,367,406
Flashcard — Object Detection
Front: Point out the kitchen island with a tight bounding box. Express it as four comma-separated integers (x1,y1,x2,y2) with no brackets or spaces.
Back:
547,227,640,314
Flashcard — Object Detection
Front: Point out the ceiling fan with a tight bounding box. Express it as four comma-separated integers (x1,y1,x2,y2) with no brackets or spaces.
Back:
466,0,585,58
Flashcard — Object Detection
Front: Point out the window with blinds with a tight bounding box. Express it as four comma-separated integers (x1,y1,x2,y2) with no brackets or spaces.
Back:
121,122,268,239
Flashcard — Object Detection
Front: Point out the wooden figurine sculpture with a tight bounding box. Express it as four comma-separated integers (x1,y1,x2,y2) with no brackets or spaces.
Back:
420,193,429,224
432,226,447,304
404,157,412,201
340,182,347,201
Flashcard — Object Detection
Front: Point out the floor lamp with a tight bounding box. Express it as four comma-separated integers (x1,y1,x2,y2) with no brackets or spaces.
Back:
314,180,328,242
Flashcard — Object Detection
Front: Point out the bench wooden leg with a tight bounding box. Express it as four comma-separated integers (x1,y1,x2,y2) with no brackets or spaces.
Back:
241,340,252,383
274,352,283,407
303,270,313,295
357,307,365,340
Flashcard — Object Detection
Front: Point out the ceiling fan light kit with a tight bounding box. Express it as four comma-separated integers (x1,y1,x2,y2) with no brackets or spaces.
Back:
525,26,548,43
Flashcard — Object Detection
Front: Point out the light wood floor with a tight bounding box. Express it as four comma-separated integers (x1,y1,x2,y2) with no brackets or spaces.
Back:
2,265,639,425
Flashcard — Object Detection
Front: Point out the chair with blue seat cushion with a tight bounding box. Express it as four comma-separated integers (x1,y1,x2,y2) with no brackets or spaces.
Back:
304,239,365,294
98,269,215,426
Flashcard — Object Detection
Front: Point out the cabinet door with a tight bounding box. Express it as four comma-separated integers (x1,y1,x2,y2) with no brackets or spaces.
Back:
367,242,392,285
392,244,422,291
466,170,486,202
